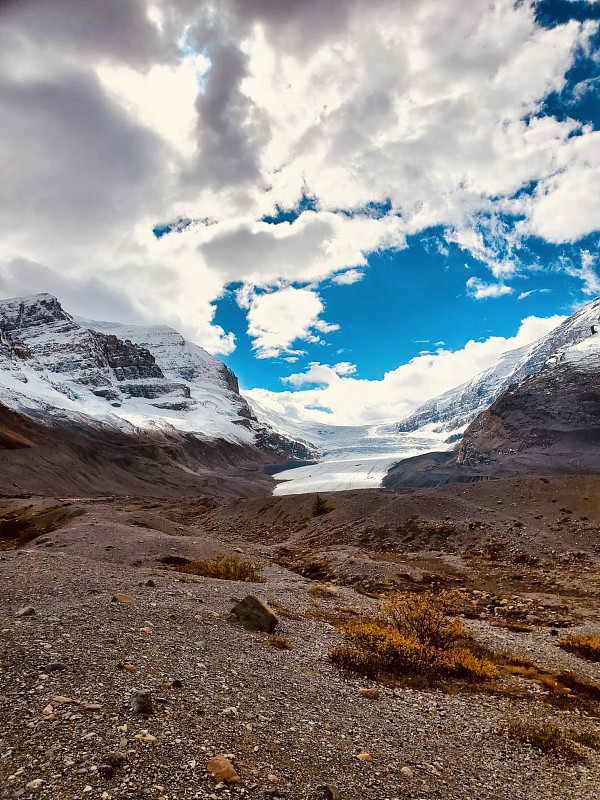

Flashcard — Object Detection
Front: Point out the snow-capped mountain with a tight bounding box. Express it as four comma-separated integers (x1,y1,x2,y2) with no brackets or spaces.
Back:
393,297,600,436
385,297,600,486
0,293,313,458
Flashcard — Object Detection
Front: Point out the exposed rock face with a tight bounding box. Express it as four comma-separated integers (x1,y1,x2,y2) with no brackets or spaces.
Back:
457,361,600,473
385,343,600,487
394,297,600,437
0,293,316,495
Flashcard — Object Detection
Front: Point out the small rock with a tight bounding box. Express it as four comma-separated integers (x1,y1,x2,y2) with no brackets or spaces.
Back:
111,593,134,604
97,765,115,779
356,752,372,761
267,773,279,783
15,606,36,618
550,628,559,637
358,688,379,700
134,731,157,742
322,784,342,800
222,706,238,717
44,662,66,672
82,703,103,712
145,579,156,587
400,766,413,778
230,595,279,633
207,754,241,785
50,696,76,704
26,779,43,790
120,663,138,672
171,679,183,689
102,751,127,768
82,786,93,794
130,690,153,715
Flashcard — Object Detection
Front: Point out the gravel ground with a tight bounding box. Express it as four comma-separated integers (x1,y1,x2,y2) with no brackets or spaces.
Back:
1,537,599,800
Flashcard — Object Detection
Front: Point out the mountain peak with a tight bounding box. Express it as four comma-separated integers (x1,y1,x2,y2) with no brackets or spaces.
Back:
0,293,72,332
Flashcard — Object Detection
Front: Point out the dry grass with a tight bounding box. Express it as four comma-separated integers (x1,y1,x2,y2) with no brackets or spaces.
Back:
308,584,338,600
267,634,293,650
505,664,571,696
330,590,497,682
558,634,600,662
506,720,588,760
164,554,265,583
267,598,304,620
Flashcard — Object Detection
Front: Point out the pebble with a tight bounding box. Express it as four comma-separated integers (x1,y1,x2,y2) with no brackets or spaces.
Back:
111,593,135,604
359,688,379,700
44,662,66,671
134,731,157,742
25,779,43,790
15,606,36,617
207,754,241,785
322,785,342,800
102,751,127,767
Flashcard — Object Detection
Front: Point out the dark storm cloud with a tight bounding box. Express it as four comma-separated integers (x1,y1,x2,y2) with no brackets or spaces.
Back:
0,257,147,325
0,68,169,245
0,0,169,66
187,42,270,189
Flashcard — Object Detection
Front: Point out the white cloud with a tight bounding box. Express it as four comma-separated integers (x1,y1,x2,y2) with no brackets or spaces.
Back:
0,0,597,358
518,288,551,300
240,286,339,358
563,250,600,296
331,269,366,285
247,314,566,425
466,277,513,299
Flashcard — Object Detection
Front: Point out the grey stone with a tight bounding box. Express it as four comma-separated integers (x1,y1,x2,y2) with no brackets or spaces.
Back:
15,606,36,617
322,785,342,800
130,690,153,715
102,751,127,767
230,595,279,633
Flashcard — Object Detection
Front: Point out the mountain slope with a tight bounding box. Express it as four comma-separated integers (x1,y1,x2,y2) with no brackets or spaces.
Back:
0,294,313,496
394,298,600,436
385,300,600,487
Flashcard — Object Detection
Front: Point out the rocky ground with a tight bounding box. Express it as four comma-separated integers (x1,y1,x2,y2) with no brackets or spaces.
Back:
1,477,599,800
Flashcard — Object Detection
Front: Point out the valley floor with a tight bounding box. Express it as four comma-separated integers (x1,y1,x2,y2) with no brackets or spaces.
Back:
1,477,599,800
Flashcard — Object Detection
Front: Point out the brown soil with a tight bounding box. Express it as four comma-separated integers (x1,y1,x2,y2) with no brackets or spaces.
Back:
0,476,599,799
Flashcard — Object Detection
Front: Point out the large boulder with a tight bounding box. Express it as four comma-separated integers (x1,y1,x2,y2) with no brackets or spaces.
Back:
230,595,279,633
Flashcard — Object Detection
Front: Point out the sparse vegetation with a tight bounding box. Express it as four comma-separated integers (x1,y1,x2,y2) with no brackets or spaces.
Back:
312,495,335,516
330,590,497,682
504,664,571,696
308,584,338,599
162,554,265,582
267,633,293,650
506,720,589,760
558,634,600,662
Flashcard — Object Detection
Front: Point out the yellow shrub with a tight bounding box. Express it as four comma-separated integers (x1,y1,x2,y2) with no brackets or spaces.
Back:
173,555,265,582
558,635,600,662
330,591,497,682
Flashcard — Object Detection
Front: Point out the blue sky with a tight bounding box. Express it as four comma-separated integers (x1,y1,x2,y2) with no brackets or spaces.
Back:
0,0,599,424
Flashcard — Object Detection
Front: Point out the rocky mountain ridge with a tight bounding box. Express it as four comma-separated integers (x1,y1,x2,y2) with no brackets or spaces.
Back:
0,294,313,496
394,297,600,437
385,298,600,487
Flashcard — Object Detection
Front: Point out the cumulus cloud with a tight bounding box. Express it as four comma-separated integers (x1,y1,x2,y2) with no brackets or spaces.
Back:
237,285,339,358
0,0,597,359
466,277,513,300
247,314,566,425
